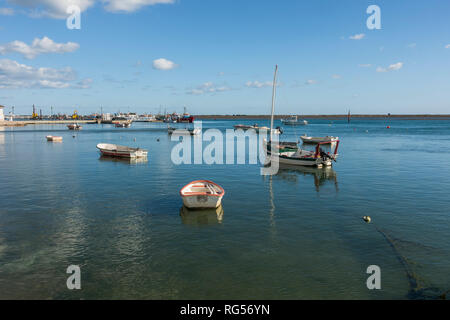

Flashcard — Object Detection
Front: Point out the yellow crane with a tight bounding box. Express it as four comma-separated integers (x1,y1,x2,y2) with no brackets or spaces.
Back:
31,104,39,119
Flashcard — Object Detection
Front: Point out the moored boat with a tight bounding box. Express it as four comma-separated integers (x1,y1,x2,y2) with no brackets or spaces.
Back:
180,180,225,209
300,135,339,144
168,127,201,135
96,143,148,158
67,124,82,130
281,116,308,125
46,135,63,142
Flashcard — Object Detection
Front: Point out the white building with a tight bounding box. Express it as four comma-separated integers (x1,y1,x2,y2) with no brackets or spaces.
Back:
0,105,4,121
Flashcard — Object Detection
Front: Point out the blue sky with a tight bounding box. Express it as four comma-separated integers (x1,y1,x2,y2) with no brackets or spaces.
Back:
0,0,449,115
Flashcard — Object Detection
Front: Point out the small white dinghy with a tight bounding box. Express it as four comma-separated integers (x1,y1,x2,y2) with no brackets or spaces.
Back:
67,124,82,130
96,143,148,158
180,180,225,209
300,135,339,144
46,135,62,142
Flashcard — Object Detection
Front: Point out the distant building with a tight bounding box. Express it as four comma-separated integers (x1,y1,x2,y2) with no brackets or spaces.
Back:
0,105,4,121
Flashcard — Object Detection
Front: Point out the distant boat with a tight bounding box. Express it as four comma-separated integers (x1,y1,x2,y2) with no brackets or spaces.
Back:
179,107,195,123
300,135,339,144
96,143,148,158
233,124,283,135
115,122,131,128
168,127,201,135
180,180,225,209
46,135,62,142
281,115,308,125
67,124,82,130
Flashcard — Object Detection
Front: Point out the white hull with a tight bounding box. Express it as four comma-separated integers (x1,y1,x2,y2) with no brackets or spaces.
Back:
168,127,201,135
46,135,62,142
301,135,338,144
182,196,223,209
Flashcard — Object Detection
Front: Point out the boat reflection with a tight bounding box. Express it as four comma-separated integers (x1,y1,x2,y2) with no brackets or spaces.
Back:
98,155,148,165
276,163,338,192
180,205,224,226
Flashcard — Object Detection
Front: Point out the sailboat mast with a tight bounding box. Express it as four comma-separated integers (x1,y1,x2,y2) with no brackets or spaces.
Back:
270,64,278,141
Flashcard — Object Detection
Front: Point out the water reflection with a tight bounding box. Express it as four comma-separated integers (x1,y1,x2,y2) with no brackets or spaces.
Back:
98,155,148,165
180,205,224,226
276,164,338,192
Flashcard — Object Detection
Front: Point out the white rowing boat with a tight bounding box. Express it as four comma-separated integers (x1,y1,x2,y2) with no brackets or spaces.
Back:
46,135,62,142
180,180,225,209
300,135,339,144
96,143,148,158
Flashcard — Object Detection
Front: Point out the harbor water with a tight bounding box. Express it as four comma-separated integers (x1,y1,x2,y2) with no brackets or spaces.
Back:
0,118,449,299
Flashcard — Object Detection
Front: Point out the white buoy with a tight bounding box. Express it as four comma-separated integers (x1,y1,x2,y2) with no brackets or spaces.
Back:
363,216,371,223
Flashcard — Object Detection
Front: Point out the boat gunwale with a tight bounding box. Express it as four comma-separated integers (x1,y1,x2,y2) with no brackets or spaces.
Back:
180,180,225,198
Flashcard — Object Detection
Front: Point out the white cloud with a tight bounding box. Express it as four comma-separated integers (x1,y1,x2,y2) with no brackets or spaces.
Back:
0,59,88,89
332,74,341,79
376,62,403,73
349,33,365,40
9,0,94,18
305,79,317,85
358,64,372,67
152,58,177,70
445,44,450,49
245,80,274,88
187,82,231,95
407,43,417,48
0,36,79,59
0,7,14,15
103,0,174,13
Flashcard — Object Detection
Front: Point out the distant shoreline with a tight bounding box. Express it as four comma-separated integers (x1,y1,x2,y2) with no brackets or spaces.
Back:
196,114,450,120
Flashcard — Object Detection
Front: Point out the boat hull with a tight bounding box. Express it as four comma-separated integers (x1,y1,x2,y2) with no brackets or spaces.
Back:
46,135,62,142
301,136,338,144
96,143,148,158
182,195,223,209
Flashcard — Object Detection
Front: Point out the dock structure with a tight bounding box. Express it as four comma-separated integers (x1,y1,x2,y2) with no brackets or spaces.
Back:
0,119,97,127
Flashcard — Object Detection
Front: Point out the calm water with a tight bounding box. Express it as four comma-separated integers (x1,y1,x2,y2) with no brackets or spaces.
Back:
1,118,450,299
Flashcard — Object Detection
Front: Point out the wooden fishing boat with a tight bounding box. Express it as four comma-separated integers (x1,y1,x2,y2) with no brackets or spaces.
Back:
168,127,201,135
264,139,339,168
300,135,339,144
180,180,225,209
96,143,148,158
264,65,340,168
67,124,82,130
46,135,62,142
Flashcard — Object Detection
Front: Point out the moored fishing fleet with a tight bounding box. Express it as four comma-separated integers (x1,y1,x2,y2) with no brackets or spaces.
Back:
32,65,343,211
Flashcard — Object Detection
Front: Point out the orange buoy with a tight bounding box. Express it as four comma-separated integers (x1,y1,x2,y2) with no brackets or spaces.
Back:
387,126,390,129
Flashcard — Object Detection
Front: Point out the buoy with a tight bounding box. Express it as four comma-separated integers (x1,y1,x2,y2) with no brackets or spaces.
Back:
72,135,75,138
363,216,371,223
387,126,390,129
157,138,160,142
134,138,136,141
366,130,369,133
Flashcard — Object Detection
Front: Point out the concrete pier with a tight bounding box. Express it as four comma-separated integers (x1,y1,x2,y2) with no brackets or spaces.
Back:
0,120,97,127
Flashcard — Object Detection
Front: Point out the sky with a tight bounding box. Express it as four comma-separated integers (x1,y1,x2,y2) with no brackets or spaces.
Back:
0,0,449,115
